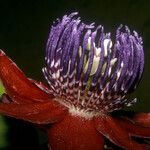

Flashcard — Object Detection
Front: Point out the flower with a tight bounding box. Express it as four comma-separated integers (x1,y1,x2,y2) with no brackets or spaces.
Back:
0,12,150,150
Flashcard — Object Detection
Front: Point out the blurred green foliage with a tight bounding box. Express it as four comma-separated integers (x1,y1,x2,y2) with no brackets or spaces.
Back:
0,82,9,149
0,116,9,149
0,81,5,97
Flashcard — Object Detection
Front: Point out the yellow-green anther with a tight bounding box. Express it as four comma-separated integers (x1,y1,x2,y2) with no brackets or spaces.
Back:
108,58,117,76
104,39,112,57
117,69,122,80
89,46,101,76
86,37,91,50
83,59,89,74
101,62,107,75
83,55,87,68
84,44,102,76
90,56,101,76
94,43,101,57
110,58,117,67
78,46,82,57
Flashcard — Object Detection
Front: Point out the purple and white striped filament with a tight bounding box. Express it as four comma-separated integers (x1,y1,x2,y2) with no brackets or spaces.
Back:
43,12,144,114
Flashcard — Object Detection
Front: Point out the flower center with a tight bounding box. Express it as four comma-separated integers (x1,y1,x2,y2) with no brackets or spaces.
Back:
43,13,144,117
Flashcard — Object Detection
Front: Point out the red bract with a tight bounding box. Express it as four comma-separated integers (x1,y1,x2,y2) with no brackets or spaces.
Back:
0,12,150,150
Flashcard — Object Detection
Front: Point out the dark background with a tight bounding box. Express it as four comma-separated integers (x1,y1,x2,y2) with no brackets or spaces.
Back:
0,0,150,149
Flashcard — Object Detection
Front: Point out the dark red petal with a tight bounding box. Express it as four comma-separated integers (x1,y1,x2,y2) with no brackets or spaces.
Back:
48,114,104,150
0,95,68,124
132,113,150,127
0,50,52,103
94,115,149,150
115,117,150,138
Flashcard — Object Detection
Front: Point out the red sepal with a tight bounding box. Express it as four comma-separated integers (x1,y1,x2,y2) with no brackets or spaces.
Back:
94,115,149,150
0,50,53,104
0,94,68,124
115,116,150,138
132,113,150,127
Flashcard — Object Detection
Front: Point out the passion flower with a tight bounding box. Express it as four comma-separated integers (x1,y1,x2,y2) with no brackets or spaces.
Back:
0,12,149,150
